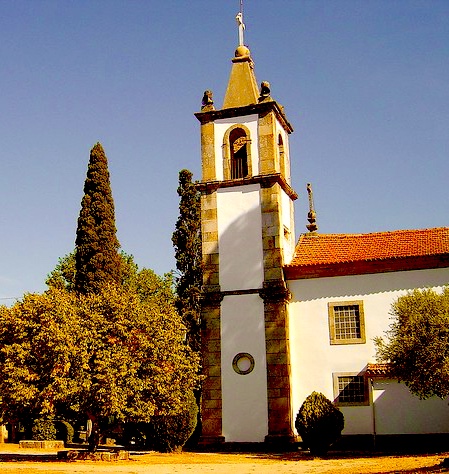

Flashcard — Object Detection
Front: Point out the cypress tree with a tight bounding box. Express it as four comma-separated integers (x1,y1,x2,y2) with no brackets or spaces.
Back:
172,169,202,352
75,142,122,294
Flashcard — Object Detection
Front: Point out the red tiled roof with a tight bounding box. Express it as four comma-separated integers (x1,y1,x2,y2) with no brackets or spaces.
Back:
365,363,392,377
284,227,449,279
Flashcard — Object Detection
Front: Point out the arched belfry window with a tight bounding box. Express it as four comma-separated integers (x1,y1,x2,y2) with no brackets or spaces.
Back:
230,128,248,179
223,125,252,181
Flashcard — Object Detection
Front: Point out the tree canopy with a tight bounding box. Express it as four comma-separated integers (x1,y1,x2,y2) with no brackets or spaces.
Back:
172,169,202,352
75,142,122,294
0,282,201,451
0,289,80,424
0,147,202,452
47,251,174,306
375,287,449,399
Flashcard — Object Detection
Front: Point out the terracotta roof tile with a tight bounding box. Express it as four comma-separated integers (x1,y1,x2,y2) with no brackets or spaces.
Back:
287,227,449,267
365,363,392,377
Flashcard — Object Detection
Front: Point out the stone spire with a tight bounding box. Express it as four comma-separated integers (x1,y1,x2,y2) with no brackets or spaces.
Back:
306,183,318,233
222,9,259,109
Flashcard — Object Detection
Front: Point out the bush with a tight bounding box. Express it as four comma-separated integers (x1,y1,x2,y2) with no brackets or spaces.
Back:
32,418,57,441
146,392,198,453
55,420,75,444
295,391,344,456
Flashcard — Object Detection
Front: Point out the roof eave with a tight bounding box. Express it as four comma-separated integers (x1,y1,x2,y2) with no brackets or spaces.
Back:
195,101,294,134
284,254,449,280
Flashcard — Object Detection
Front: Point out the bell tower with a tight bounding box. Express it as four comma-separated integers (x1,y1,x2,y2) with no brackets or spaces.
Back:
196,10,297,444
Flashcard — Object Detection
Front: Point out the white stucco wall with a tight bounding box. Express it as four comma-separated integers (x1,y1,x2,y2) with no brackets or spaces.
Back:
214,115,259,180
221,294,268,442
372,379,449,434
288,267,449,436
217,184,264,291
281,190,295,265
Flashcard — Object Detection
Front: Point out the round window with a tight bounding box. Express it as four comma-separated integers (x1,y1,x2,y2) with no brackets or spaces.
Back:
232,352,255,375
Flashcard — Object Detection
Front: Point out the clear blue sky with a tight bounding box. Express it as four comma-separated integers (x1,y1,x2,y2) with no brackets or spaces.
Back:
1,0,448,303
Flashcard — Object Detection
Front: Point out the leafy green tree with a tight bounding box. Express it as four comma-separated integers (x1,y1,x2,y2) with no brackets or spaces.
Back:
1,146,202,452
172,169,202,353
74,284,200,451
48,251,174,306
0,285,201,452
32,418,57,441
75,142,122,294
0,289,82,425
46,252,76,291
375,287,449,399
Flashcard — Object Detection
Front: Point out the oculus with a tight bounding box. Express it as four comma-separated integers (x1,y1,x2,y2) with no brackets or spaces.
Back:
232,352,255,375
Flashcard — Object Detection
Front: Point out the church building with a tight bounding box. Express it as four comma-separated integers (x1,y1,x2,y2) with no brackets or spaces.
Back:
195,11,449,447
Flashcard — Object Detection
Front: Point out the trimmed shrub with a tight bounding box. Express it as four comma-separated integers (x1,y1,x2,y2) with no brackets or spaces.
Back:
32,418,57,441
146,392,198,453
55,420,75,444
295,391,344,456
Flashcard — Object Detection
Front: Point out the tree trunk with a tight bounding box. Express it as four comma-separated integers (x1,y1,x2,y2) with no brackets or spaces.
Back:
87,416,100,452
10,422,18,443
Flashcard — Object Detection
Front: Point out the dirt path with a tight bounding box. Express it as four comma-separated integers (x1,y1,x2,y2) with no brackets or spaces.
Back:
1,445,448,474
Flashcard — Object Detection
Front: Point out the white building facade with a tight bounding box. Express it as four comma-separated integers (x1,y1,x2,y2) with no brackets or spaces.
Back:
197,21,449,447
287,255,449,444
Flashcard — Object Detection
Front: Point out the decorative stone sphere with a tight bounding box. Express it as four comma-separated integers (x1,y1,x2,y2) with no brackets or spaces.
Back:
235,45,250,58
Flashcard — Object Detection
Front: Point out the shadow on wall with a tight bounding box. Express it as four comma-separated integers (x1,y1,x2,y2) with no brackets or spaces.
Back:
216,188,264,292
290,268,448,302
371,379,449,436
205,189,271,442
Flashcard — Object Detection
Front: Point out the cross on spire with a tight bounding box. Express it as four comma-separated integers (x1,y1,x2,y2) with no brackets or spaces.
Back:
235,2,245,46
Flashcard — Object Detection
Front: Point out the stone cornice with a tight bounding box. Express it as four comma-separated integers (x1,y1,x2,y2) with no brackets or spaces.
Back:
200,283,294,305
259,280,292,304
195,101,294,134
197,173,298,201
201,287,262,302
200,286,224,308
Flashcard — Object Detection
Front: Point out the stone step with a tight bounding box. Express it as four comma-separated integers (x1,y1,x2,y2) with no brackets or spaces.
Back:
19,440,65,449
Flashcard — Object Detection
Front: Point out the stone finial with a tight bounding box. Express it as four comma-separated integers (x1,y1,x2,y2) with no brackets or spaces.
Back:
201,90,215,111
306,183,318,233
258,81,272,102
